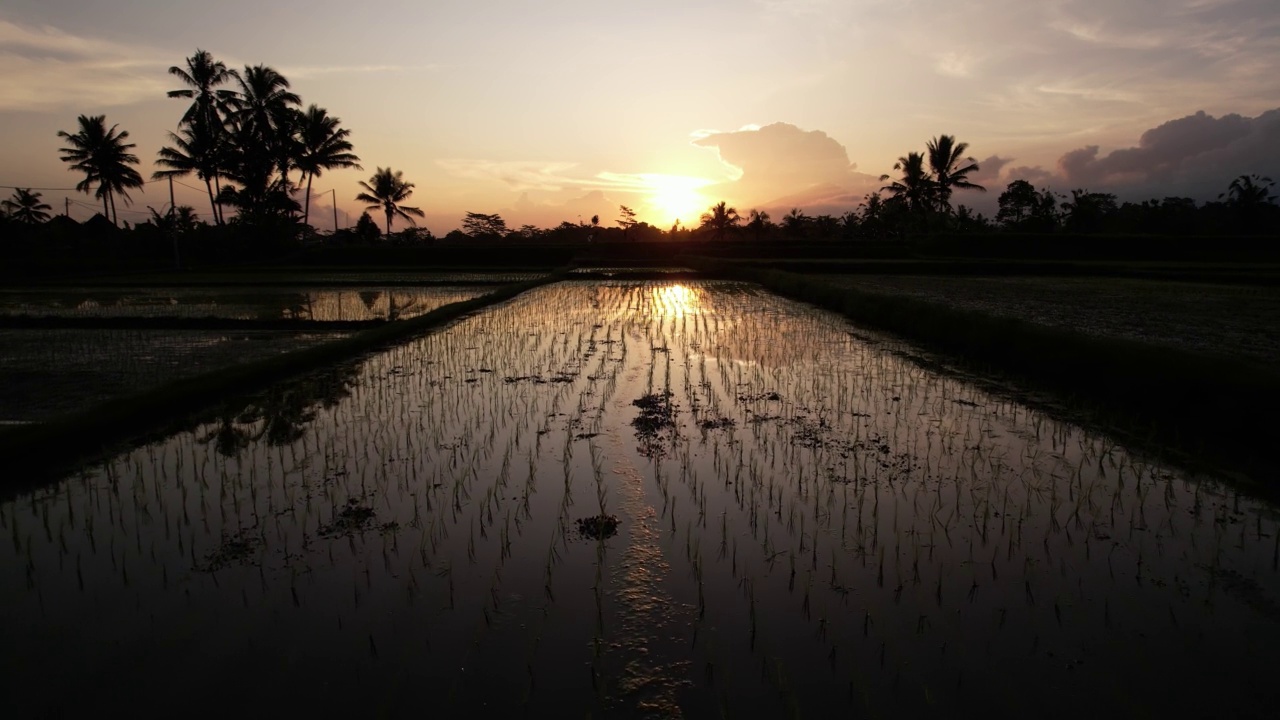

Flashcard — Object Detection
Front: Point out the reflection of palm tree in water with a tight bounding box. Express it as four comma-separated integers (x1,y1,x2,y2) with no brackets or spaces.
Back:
199,363,359,455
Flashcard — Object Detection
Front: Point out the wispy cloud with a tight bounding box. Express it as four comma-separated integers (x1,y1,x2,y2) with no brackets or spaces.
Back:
0,19,169,111
283,64,443,79
435,159,714,196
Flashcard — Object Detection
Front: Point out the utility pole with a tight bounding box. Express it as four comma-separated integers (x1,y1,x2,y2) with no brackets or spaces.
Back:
332,188,339,232
64,197,69,217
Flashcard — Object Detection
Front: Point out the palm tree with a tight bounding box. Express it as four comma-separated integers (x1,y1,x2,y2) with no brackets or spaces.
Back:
1,188,53,223
356,167,424,236
168,49,237,129
926,134,985,211
296,105,362,227
880,152,935,213
57,114,145,225
228,65,301,188
698,201,740,240
1221,174,1276,206
746,209,772,240
168,50,237,224
153,124,226,224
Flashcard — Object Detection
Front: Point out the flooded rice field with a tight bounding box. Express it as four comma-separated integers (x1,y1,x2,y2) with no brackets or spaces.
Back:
3,281,1278,717
0,286,490,322
819,275,1280,365
0,328,348,423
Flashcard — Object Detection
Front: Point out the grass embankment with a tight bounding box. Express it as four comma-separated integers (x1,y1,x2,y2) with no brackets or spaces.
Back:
691,259,1279,485
0,316,381,332
1,273,564,492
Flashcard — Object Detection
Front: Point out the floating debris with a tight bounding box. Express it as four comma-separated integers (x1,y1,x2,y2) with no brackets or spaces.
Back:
575,514,621,541
196,533,259,572
318,499,379,538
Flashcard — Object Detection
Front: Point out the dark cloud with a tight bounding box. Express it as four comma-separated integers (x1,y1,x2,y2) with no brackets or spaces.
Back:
1004,165,1056,186
1057,109,1280,193
968,155,1013,189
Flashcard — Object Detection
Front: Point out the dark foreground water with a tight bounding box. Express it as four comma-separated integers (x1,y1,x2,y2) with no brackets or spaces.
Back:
3,281,1277,717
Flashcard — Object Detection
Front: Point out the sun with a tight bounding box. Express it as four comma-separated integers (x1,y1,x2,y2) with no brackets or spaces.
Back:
638,174,715,227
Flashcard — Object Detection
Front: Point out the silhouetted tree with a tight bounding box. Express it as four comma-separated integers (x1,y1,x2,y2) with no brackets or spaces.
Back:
356,167,424,236
1219,175,1278,233
168,49,237,131
167,50,236,224
153,124,225,224
617,205,638,240
57,115,145,226
227,65,301,194
746,209,772,240
461,212,508,238
926,135,984,212
1061,189,1118,233
295,105,362,228
699,201,740,240
781,207,809,238
880,152,935,214
996,180,1059,232
354,211,381,243
1,189,53,224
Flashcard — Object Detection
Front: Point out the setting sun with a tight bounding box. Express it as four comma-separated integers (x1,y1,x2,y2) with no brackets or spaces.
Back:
638,174,715,227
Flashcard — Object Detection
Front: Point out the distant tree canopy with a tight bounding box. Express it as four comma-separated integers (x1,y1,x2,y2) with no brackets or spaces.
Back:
461,212,508,238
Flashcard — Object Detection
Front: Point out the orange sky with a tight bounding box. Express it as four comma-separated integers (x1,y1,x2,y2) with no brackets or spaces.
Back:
2,1,1278,231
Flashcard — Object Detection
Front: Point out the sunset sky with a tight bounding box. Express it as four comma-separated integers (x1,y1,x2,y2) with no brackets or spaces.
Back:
1,0,1278,231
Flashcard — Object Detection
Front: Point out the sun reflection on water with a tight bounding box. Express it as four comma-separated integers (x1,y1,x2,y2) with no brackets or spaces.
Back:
651,283,700,318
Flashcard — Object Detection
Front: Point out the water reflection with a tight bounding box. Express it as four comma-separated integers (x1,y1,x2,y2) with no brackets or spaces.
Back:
2,281,1278,717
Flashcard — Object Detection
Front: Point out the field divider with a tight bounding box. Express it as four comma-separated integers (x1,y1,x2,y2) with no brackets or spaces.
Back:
0,316,385,332
689,257,1279,486
2,272,567,491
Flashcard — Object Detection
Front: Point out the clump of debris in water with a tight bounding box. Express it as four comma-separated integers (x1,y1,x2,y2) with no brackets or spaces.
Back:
575,514,621,540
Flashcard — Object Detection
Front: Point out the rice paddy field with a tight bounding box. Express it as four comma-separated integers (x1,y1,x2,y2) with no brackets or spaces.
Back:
3,279,1278,717
0,286,490,321
817,275,1280,366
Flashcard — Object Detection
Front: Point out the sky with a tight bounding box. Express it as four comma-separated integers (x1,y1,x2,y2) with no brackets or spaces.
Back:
1,0,1278,231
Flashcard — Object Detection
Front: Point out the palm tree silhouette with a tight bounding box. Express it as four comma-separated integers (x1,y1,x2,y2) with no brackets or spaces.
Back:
356,167,424,236
168,49,237,129
296,105,362,228
228,65,301,183
880,152,935,213
57,115,145,226
168,50,237,224
1221,174,1276,206
699,201,740,240
926,135,984,212
2,189,53,223
153,124,226,224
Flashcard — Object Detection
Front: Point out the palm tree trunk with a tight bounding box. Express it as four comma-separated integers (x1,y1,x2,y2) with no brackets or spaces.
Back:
109,190,118,227
213,176,224,225
303,173,313,227
205,177,218,225
384,208,392,237
102,192,110,221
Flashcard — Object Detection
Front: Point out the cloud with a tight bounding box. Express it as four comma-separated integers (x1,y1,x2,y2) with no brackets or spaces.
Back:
0,19,169,111
968,155,1013,188
935,52,975,78
435,159,587,192
283,64,442,79
692,122,885,208
1004,165,1056,186
1057,109,1280,192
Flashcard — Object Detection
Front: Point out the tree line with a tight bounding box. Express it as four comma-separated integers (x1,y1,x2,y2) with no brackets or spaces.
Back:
3,76,1277,243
